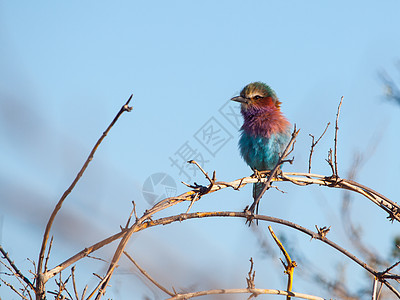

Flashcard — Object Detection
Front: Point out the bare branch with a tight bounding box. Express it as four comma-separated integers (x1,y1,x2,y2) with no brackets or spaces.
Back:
36,94,134,299
187,160,214,185
268,226,297,300
167,288,325,300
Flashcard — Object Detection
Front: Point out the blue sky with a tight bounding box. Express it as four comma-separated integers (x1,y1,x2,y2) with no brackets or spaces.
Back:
1,1,400,299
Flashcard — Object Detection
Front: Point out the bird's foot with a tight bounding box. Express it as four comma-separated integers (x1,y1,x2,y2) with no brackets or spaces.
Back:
251,169,269,181
244,206,255,226
244,203,259,226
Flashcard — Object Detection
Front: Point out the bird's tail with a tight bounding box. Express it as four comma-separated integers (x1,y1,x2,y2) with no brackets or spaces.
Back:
252,182,267,213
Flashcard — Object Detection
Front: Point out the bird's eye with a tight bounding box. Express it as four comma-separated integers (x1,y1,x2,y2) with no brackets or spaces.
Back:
253,95,262,100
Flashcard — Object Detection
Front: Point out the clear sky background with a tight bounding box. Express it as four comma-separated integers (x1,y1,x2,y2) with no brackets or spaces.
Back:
1,1,400,299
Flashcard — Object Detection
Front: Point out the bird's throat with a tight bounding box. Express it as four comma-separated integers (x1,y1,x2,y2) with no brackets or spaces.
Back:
241,106,290,138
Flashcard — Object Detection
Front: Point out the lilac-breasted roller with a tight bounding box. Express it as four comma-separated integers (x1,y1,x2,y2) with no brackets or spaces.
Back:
231,82,291,206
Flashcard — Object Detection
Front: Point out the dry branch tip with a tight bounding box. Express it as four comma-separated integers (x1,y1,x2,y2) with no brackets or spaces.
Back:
315,225,331,239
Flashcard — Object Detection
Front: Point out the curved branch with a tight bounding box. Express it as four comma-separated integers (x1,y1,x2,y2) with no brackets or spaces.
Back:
142,211,379,277
167,288,324,300
280,173,400,221
210,172,399,222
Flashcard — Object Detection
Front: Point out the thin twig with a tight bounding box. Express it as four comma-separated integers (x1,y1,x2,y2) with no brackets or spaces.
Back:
62,274,74,300
308,122,330,173
187,160,213,184
186,193,200,213
71,266,80,300
44,236,53,272
246,258,255,289
326,149,335,175
92,273,104,280
81,285,88,300
123,251,174,296
57,272,63,298
86,271,113,300
187,160,216,196
334,96,344,177
124,201,138,229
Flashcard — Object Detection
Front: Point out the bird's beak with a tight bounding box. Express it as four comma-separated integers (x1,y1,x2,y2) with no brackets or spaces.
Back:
231,96,248,104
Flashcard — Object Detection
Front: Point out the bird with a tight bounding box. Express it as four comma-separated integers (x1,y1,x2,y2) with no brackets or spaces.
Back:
231,82,292,213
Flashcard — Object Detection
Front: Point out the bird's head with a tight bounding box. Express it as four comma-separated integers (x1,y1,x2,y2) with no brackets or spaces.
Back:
231,82,282,110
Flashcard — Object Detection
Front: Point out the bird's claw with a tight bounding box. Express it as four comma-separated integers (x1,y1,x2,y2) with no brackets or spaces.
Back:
251,169,266,180
244,204,258,226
